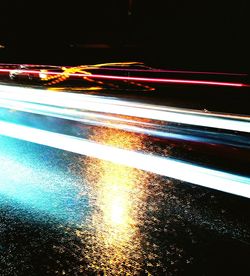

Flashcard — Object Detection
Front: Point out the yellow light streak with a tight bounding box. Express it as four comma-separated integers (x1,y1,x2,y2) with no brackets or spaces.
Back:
40,62,154,91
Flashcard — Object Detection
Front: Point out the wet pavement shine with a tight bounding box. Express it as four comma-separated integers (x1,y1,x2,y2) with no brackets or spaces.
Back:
0,133,249,275
0,64,250,275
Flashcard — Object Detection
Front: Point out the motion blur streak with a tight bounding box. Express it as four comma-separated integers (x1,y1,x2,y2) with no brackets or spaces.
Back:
0,62,247,75
0,84,250,133
78,74,245,87
0,120,249,198
0,69,246,87
0,98,249,149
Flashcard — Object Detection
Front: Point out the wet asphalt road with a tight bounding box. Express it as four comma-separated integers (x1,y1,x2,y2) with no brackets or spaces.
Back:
0,135,249,275
0,69,250,275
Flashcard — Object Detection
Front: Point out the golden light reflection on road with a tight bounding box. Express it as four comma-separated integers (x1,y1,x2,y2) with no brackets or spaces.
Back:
80,128,153,275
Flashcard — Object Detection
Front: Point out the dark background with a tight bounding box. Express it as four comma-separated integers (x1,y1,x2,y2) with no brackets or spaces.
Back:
0,0,250,71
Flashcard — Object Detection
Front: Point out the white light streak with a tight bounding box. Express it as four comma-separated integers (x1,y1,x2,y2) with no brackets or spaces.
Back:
0,120,249,198
0,84,250,133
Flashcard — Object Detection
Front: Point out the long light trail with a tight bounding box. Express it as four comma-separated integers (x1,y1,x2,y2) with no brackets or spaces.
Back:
92,67,248,76
1,62,248,75
0,120,249,198
0,84,249,133
0,68,247,87
78,74,246,87
0,97,249,149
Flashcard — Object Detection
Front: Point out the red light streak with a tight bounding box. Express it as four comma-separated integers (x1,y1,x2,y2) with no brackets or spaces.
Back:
0,63,247,76
0,68,247,87
80,74,246,87
94,67,248,76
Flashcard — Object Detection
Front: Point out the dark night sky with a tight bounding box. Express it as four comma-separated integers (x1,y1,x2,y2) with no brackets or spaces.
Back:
0,0,249,71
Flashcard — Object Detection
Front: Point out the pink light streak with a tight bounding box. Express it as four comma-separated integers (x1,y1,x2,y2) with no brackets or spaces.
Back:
80,74,246,87
0,68,247,87
0,63,247,76
95,67,248,76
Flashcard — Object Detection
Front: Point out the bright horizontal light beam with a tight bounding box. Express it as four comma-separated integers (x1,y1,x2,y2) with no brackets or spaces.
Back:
80,74,245,87
0,62,247,76
0,120,249,198
0,84,250,133
0,97,249,149
0,68,246,87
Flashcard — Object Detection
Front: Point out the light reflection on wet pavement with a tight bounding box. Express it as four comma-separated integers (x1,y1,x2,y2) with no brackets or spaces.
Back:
0,132,250,275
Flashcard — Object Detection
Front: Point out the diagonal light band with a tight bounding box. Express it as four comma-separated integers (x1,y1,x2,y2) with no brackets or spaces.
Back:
0,84,250,133
0,120,249,198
